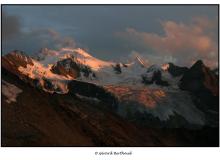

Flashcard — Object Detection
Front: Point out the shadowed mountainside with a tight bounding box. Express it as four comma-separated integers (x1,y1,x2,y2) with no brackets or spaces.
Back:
180,60,219,111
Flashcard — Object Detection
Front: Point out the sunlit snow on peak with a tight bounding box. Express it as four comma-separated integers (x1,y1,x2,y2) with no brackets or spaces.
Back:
161,63,170,71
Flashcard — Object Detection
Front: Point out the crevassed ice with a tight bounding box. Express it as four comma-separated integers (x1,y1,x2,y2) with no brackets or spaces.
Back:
106,85,205,126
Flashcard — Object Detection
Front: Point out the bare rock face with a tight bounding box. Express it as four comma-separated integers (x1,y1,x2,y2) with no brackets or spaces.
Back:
2,50,34,76
142,70,169,86
168,63,188,77
179,60,219,110
51,57,96,79
51,58,81,79
151,70,169,86
113,63,122,74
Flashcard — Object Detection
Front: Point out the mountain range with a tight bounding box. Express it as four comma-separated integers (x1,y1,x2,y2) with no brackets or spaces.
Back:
1,48,219,146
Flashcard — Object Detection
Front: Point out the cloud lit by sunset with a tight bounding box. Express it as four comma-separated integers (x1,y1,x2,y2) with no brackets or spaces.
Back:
116,16,218,68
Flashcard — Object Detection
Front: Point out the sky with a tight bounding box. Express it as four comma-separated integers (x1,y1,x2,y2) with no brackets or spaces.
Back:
2,5,218,68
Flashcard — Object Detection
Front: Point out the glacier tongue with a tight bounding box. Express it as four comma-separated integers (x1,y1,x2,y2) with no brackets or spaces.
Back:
105,85,205,126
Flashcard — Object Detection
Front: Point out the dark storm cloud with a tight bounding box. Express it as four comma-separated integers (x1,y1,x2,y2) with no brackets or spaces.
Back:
2,5,218,66
2,28,78,55
2,12,21,40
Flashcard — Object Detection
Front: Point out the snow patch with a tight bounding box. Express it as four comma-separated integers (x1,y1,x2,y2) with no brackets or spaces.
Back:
2,80,23,104
75,93,101,102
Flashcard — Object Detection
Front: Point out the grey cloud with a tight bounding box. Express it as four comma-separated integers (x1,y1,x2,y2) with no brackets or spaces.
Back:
2,28,77,55
2,12,21,40
46,29,77,49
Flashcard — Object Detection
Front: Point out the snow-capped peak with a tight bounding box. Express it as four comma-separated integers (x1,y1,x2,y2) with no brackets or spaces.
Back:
68,48,92,58
37,47,114,71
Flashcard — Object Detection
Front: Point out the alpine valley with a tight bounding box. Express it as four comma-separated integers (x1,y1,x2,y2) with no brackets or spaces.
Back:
1,48,219,146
